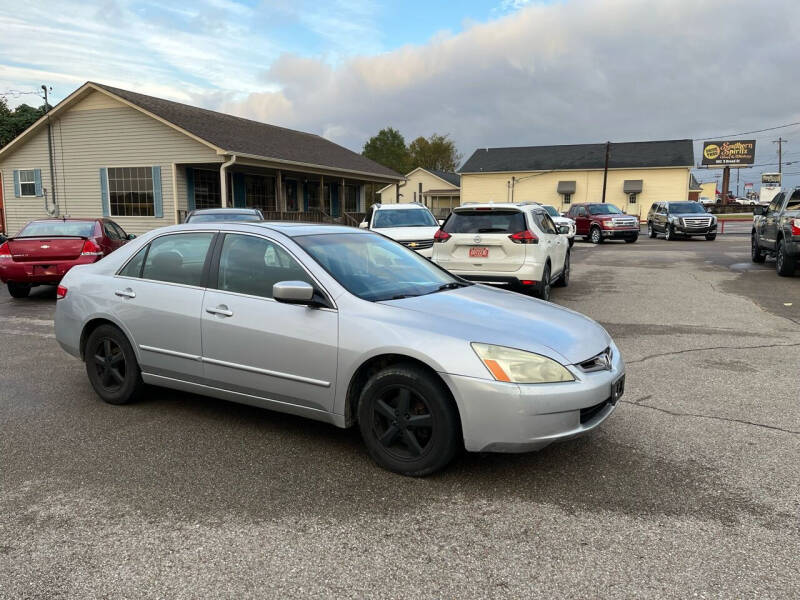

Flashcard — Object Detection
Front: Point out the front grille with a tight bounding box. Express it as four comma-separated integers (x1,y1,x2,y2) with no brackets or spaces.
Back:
577,347,612,372
611,218,638,228
681,216,713,228
399,239,434,250
580,398,611,424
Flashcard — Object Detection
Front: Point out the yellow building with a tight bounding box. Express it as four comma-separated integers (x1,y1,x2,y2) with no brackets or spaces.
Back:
459,140,694,221
378,167,460,218
700,181,717,201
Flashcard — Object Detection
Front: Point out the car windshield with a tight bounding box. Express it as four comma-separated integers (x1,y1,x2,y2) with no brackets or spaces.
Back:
668,202,706,214
542,205,560,217
18,221,96,237
443,209,527,233
588,204,623,215
186,213,261,223
295,232,465,302
372,209,438,228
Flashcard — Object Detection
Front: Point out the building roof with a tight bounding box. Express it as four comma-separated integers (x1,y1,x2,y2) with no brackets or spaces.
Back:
428,169,461,186
0,82,401,181
460,140,694,173
689,173,702,191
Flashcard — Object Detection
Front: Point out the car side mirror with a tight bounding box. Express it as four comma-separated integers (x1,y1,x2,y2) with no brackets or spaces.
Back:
127,233,137,240
753,205,765,216
358,222,368,229
273,281,316,305
557,224,570,234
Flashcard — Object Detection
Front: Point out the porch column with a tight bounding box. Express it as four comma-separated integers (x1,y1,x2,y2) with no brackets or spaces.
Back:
276,170,283,213
320,176,324,213
341,178,346,215
359,183,366,212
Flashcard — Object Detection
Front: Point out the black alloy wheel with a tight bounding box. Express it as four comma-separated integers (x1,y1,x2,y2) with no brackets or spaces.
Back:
751,234,766,263
85,324,143,405
371,386,434,461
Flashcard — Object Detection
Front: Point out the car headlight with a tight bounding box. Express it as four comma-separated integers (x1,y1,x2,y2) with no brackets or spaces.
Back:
471,343,575,384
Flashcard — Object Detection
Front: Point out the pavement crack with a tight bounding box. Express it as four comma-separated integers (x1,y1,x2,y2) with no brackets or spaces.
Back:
620,399,800,435
628,341,800,365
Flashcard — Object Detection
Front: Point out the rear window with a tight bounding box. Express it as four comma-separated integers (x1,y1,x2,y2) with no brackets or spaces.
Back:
443,210,527,234
18,221,96,238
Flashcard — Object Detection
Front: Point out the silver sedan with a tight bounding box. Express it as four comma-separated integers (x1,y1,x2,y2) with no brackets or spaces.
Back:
54,222,625,475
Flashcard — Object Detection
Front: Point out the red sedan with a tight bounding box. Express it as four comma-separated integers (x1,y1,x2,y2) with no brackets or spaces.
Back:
0,218,134,298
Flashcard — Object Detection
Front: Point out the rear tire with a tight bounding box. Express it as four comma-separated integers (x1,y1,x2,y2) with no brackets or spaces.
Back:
590,226,603,244
7,283,30,298
568,238,575,248
535,263,552,300
776,239,796,277
553,252,570,287
751,233,766,263
85,325,144,405
358,364,460,476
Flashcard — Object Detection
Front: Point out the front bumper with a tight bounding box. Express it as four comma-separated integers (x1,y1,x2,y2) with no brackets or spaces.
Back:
0,256,97,284
675,223,717,236
601,227,640,239
441,345,625,453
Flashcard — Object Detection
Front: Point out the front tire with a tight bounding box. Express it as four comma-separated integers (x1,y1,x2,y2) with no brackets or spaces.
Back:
590,226,603,244
705,233,716,241
751,233,766,263
7,282,30,298
625,235,638,244
648,222,656,238
776,239,797,277
85,325,144,405
358,364,460,476
553,252,570,287
665,224,674,241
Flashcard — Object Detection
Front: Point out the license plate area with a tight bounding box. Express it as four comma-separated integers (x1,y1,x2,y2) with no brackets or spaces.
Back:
611,374,625,403
469,247,489,258
33,265,59,276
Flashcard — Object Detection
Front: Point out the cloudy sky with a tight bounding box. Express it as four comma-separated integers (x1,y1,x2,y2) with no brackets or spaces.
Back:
2,0,800,189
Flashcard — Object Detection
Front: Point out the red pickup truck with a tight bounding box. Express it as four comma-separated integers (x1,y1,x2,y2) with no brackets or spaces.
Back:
566,203,640,244
0,218,133,298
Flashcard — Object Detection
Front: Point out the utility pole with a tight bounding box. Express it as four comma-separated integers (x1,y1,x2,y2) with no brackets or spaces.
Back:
601,141,610,203
773,137,787,173
42,84,57,212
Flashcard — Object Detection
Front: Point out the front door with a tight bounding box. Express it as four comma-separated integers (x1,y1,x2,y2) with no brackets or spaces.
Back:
201,232,338,412
761,193,785,249
573,206,590,235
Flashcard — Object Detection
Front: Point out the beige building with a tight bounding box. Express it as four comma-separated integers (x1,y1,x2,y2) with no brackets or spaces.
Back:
378,167,460,218
0,82,401,235
459,140,695,221
700,181,717,200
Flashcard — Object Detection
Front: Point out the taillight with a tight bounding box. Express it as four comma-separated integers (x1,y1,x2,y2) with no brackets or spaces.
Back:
81,239,103,257
56,285,68,299
791,219,800,236
434,229,451,243
0,241,10,259
508,230,538,244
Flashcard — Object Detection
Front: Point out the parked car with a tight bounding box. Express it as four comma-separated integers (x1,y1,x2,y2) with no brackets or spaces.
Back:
646,201,717,241
699,196,715,206
54,222,624,476
184,208,263,223
566,203,639,244
0,218,134,298
431,203,569,300
752,187,800,276
540,204,576,247
359,203,440,257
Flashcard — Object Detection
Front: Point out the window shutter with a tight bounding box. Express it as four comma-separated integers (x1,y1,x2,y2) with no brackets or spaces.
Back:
13,170,20,198
152,166,163,218
99,168,109,216
186,168,195,211
232,173,246,208
34,169,43,197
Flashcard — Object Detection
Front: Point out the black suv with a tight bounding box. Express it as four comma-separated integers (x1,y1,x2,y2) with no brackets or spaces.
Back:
647,201,717,241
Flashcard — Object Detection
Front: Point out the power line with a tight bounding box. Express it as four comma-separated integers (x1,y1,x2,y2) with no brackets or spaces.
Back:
692,120,800,141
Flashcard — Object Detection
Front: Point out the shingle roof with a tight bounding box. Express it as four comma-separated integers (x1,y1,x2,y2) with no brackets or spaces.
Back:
460,140,694,173
689,173,702,191
92,82,401,180
428,169,461,187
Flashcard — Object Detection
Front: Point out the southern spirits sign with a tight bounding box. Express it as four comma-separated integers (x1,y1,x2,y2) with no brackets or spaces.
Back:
701,140,756,167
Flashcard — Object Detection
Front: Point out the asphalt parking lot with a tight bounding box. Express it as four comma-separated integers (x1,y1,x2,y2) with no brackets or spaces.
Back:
1,234,798,598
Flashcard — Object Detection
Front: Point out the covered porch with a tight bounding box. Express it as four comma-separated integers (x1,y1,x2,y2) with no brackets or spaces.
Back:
422,189,461,220
174,158,391,226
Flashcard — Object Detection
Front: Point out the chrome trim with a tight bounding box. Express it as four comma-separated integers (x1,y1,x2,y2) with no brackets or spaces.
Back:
139,344,202,362
201,356,331,388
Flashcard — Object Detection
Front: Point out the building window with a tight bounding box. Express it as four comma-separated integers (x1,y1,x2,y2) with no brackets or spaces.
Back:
108,167,154,216
628,193,637,204
194,169,220,210
245,175,276,212
344,185,358,212
19,169,36,196
562,193,572,205
306,182,319,209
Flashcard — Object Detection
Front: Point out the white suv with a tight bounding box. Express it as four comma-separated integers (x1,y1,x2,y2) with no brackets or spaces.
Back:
431,203,570,300
360,203,440,257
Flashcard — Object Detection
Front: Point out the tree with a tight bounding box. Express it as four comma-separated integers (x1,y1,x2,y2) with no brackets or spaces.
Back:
408,133,462,172
362,127,411,175
0,98,49,149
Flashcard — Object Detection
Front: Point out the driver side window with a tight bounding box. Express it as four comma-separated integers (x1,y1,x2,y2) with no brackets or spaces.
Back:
768,194,784,214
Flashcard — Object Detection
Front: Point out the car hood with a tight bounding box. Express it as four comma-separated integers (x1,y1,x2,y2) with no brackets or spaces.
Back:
373,226,440,241
382,284,612,365
551,216,574,225
672,212,714,218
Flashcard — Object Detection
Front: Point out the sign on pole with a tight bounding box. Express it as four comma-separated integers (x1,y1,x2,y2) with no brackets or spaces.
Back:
701,140,756,167
761,173,781,185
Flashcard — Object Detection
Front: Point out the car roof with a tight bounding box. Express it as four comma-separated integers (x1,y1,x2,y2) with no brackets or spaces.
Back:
26,217,101,222
373,203,431,210
188,208,261,214
454,202,546,213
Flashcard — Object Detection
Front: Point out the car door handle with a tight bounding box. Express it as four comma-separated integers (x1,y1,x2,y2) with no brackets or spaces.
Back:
114,288,136,299
206,306,233,317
